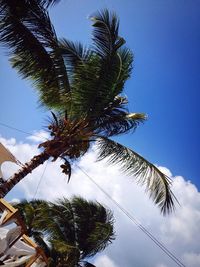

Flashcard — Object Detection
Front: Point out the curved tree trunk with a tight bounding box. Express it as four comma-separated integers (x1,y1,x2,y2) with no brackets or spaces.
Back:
0,152,50,198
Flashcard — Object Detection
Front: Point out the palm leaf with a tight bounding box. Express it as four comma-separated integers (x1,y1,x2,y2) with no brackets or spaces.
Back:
69,50,133,119
41,199,76,244
59,39,90,81
97,137,176,214
37,0,62,7
71,196,115,258
89,95,146,137
68,10,133,119
15,197,115,265
90,9,124,58
0,0,70,109
98,112,146,137
114,47,133,95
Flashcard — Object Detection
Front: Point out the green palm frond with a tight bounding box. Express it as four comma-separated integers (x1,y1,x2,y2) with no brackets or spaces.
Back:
90,95,146,136
59,39,90,81
37,0,62,7
15,199,47,230
95,103,146,137
98,112,146,137
97,137,176,214
68,50,133,118
68,10,133,118
43,200,76,243
15,197,114,265
114,47,133,95
71,196,115,258
0,0,70,109
51,239,79,254
69,54,100,117
32,232,51,257
90,9,124,57
82,10,133,115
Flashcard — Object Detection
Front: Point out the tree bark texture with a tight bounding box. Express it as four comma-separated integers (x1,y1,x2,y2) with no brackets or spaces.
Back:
0,152,50,198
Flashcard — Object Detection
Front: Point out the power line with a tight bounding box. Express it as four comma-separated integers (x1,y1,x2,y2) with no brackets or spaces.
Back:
77,165,187,267
0,121,49,197
0,121,187,266
33,160,49,199
0,121,47,141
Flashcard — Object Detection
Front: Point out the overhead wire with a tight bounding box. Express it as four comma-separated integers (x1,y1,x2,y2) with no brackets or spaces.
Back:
33,159,49,199
0,121,49,199
76,165,187,267
0,121,48,140
0,121,187,267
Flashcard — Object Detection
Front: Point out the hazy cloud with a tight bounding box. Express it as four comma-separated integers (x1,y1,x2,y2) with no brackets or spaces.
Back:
26,130,50,143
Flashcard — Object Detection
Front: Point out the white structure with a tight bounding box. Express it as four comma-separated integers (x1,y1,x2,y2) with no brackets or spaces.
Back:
0,142,20,181
0,199,48,267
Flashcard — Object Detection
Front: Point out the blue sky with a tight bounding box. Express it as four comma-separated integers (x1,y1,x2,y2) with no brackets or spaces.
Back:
1,2,200,266
1,0,199,188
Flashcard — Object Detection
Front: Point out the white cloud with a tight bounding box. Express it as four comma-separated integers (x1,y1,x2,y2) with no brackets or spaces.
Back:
155,264,168,267
1,135,200,267
183,252,200,267
94,255,118,267
26,130,50,143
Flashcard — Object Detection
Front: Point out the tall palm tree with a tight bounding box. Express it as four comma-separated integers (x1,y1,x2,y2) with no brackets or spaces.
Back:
0,0,175,213
15,196,115,267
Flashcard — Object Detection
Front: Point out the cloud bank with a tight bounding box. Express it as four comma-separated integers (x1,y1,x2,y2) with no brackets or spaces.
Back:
0,134,199,267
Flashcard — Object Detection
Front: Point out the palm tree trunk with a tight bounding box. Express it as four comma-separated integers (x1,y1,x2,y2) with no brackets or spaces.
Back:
0,152,50,198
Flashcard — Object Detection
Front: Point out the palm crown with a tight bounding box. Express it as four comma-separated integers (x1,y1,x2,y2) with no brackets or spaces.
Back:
0,0,175,213
15,197,115,267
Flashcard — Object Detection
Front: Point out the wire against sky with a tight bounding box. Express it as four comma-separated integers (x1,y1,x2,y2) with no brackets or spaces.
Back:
0,121,48,141
33,159,49,199
76,165,187,267
0,121,187,267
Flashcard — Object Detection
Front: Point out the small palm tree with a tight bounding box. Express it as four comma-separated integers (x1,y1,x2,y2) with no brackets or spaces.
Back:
0,1,175,213
15,196,115,267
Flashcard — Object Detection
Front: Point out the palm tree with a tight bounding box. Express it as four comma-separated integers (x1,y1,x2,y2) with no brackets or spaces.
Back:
14,196,115,267
0,1,175,213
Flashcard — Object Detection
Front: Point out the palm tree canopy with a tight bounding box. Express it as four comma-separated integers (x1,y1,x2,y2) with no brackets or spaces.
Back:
15,197,115,267
0,1,176,213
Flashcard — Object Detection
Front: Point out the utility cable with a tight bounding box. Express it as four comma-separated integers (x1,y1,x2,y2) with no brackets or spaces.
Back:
77,165,187,267
0,121,50,198
0,121,187,266
0,121,47,141
33,159,49,199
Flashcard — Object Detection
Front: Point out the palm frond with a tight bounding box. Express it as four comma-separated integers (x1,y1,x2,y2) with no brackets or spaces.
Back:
114,47,134,95
15,199,47,229
0,0,70,109
90,9,124,58
59,10,133,116
98,112,146,137
15,197,115,265
68,10,133,118
69,50,133,119
59,39,90,81
37,0,62,7
70,55,100,117
71,196,115,258
97,137,176,214
94,95,146,137
83,10,132,108
44,200,76,244
32,232,51,257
